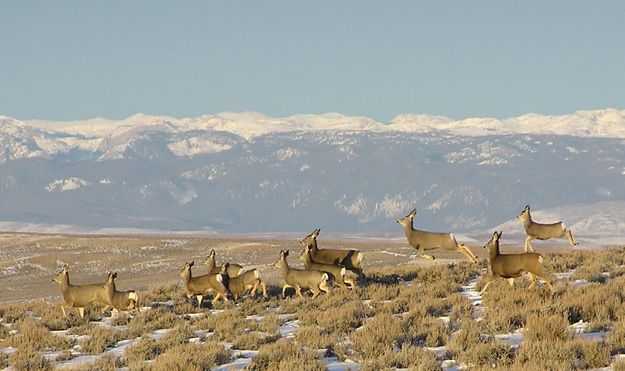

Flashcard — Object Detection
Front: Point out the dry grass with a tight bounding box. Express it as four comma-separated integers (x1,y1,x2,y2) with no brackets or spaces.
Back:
8,346,53,371
247,339,325,371
151,342,231,371
4,317,71,351
78,325,126,354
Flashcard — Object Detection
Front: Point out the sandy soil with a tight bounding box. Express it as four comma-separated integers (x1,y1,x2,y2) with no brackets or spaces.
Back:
0,231,573,303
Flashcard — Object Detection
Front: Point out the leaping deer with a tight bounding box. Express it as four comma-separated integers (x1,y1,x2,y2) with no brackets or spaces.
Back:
396,209,477,263
481,231,554,294
517,205,578,252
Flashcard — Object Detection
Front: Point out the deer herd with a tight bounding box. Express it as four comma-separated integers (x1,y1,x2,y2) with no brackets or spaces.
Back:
53,205,579,318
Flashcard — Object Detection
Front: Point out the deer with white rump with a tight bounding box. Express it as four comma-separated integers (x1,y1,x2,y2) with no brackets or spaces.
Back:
274,250,330,299
517,205,578,252
203,249,243,277
210,261,267,300
299,229,364,277
102,272,139,314
396,209,477,263
481,231,554,294
180,261,230,307
299,245,356,289
52,264,111,318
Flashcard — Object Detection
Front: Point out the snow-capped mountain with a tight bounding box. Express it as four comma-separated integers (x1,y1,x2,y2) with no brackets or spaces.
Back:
1,109,625,242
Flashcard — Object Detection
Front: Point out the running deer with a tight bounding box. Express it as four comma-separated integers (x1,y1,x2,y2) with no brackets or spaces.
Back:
481,231,554,294
220,263,268,300
299,229,364,277
299,245,356,289
274,250,330,299
52,264,110,318
203,249,243,277
517,205,578,252
396,209,478,263
180,261,230,307
102,272,139,314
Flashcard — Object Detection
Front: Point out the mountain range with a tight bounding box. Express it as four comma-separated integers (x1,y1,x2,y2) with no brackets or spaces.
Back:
1,109,624,244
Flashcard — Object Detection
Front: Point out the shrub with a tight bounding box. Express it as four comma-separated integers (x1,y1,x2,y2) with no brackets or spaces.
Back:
9,346,53,371
247,339,325,371
5,317,71,351
152,342,231,370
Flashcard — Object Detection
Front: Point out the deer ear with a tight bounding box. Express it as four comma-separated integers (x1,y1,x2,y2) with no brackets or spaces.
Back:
314,228,320,236
525,205,530,210
63,264,69,271
209,249,215,255
189,261,195,267
224,262,229,269
492,231,499,239
113,272,118,279
497,231,503,239
285,250,290,257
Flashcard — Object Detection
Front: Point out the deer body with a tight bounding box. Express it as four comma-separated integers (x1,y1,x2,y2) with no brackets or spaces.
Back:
102,273,139,313
274,250,330,299
221,264,267,299
518,205,578,252
180,261,229,307
52,265,110,318
396,209,477,263
299,229,364,277
481,231,554,294
299,246,355,289
203,249,243,277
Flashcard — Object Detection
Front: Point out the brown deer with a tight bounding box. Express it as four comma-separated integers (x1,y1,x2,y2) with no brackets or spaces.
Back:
299,245,356,289
274,250,330,299
220,263,268,300
102,272,139,314
202,249,243,277
299,229,364,277
517,205,578,252
52,264,110,318
396,209,477,263
180,261,230,307
481,231,554,294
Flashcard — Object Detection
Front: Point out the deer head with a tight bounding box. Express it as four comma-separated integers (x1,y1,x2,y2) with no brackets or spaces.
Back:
52,264,69,284
484,231,503,251
517,205,531,220
396,209,417,226
299,229,320,247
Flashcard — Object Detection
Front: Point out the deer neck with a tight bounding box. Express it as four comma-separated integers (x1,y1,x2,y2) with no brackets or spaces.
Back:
277,261,290,276
403,220,414,238
302,253,312,267
521,213,533,228
59,273,70,291
488,242,500,261
181,269,192,284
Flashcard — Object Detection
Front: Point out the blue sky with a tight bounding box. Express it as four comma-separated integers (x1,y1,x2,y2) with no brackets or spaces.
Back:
1,1,624,122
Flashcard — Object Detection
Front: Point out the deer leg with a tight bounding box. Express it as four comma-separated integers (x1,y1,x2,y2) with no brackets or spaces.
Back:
567,230,579,246
196,295,204,307
78,307,85,319
458,244,478,263
61,305,67,317
296,285,305,298
260,280,268,298
480,276,495,294
345,276,356,289
507,278,515,287
282,284,291,298
524,236,535,252
419,245,435,260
